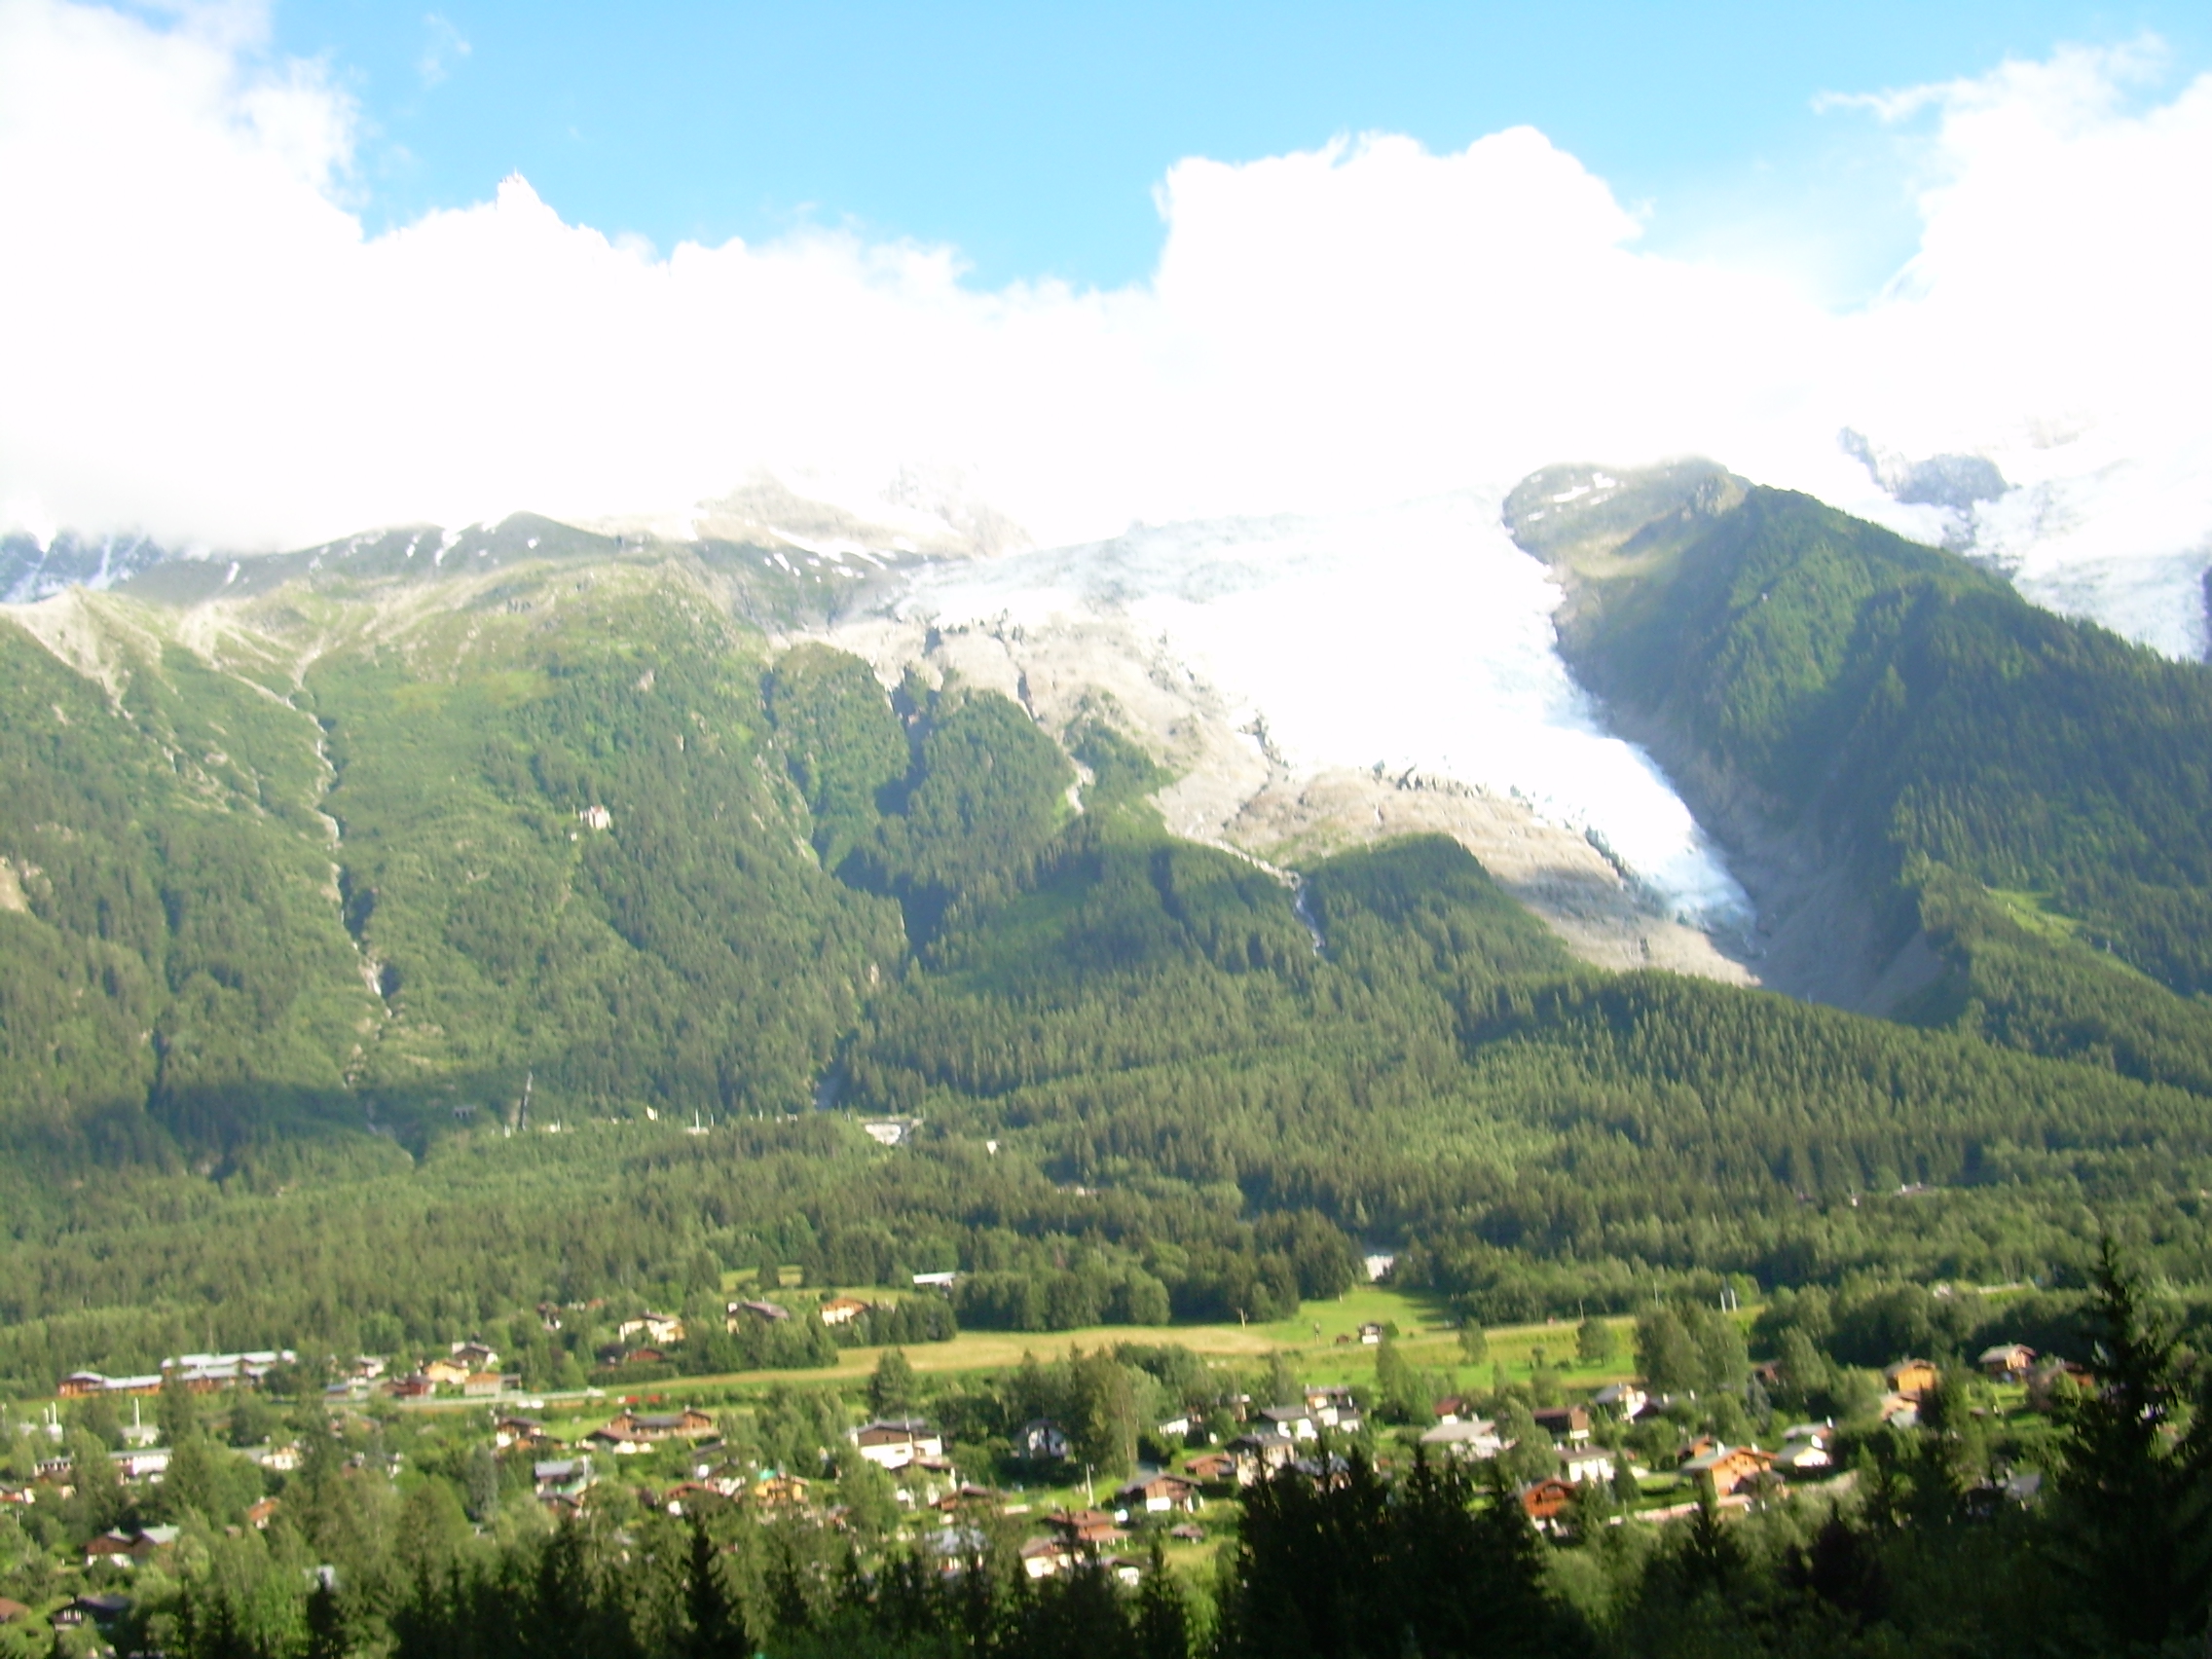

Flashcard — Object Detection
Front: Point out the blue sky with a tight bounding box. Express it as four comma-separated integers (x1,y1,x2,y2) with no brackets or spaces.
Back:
273,1,2211,299
7,0,2209,578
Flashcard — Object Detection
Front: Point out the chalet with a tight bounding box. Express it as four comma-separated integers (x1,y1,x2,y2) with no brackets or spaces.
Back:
1592,1382,1650,1421
726,1300,790,1328
599,1408,716,1443
819,1296,872,1326
1257,1405,1319,1441
1559,1446,1617,1485
61,1351,291,1398
1357,1323,1385,1346
652,1481,721,1517
256,1444,303,1472
1043,1506,1124,1543
246,1497,280,1530
1304,1384,1359,1426
1016,1419,1071,1461
451,1341,500,1370
1682,1444,1775,1498
1769,1424,1840,1477
387,1376,435,1401
1885,1358,1940,1399
1225,1428,1300,1486
1434,1395,1475,1423
84,1530,137,1567
1774,1435,1833,1475
1184,1452,1237,1484
1115,1473,1202,1515
54,1595,130,1630
1156,1413,1193,1440
1531,1406,1592,1445
853,1419,943,1471
0,1599,28,1625
495,1418,551,1451
594,1345,668,1368
1293,1452,1356,1489
57,1371,162,1398
164,1350,293,1392
1419,1418,1504,1460
461,1372,507,1398
83,1526,178,1568
1878,1392,1922,1428
422,1357,470,1386
1520,1477,1578,1526
751,1473,811,1509
931,1483,1002,1514
111,1448,170,1483
1978,1344,2037,1381
1019,1537,1073,1580
534,1458,596,1498
618,1313,686,1346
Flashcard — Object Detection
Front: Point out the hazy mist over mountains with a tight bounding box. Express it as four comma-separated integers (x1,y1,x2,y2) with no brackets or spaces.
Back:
3,8,2208,631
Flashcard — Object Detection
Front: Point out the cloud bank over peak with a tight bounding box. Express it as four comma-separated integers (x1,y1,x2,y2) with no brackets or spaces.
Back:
1,0,2208,651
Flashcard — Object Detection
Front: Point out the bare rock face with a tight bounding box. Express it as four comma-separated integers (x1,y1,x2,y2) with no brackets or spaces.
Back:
608,471,1033,562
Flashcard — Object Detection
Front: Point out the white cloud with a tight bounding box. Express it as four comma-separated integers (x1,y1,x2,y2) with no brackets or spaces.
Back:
418,13,467,89
0,0,2207,651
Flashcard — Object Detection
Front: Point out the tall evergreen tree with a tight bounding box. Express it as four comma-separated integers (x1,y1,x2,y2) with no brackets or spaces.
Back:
2046,1237,2211,1652
681,1518,748,1659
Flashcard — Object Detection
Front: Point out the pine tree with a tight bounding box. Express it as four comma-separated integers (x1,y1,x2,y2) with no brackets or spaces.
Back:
866,1348,917,1419
304,1573,347,1659
682,1518,748,1659
1132,1537,1192,1659
2046,1236,2210,1651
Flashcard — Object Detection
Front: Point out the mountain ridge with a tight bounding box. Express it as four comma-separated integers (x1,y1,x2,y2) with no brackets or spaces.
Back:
10,468,2212,1384
1509,460,2212,1096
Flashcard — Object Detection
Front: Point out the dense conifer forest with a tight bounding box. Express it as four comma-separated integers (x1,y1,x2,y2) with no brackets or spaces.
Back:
7,481,2212,1385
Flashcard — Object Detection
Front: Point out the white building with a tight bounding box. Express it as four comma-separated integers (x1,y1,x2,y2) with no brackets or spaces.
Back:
853,1419,943,1471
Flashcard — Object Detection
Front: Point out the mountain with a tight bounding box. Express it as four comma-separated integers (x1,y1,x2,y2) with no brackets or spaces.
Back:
0,529,179,605
1508,461,2212,1095
6,480,2212,1386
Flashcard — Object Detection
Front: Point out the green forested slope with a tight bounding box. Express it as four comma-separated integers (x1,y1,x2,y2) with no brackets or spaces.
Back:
8,509,2212,1386
1509,464,2212,1093
0,620,372,1141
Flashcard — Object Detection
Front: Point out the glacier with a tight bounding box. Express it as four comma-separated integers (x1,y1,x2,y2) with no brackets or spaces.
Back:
896,490,1753,930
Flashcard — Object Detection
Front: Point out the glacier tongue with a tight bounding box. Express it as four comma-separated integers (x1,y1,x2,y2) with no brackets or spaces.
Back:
896,490,1752,931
